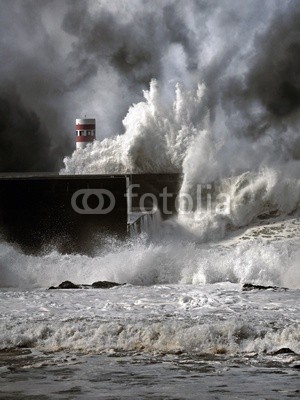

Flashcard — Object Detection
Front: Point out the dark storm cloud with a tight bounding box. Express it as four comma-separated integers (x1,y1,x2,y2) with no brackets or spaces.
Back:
219,1,300,148
0,0,72,172
61,0,199,88
162,2,199,71
62,2,160,87
0,82,64,172
0,0,299,172
247,3,300,118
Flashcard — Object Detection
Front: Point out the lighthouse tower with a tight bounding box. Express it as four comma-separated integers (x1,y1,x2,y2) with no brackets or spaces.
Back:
75,118,96,149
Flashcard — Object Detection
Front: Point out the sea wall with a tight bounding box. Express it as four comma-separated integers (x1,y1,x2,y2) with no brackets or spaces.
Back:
0,174,181,254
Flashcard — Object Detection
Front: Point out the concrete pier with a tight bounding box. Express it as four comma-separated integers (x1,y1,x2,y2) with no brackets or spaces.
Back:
0,174,181,254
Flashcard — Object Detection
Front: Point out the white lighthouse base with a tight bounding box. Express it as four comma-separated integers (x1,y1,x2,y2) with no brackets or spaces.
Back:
76,142,89,150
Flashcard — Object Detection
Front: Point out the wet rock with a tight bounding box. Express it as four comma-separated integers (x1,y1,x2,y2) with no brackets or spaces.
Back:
91,281,122,289
58,281,80,289
49,280,123,290
273,348,295,355
58,281,79,289
49,280,80,289
242,283,287,292
257,210,279,220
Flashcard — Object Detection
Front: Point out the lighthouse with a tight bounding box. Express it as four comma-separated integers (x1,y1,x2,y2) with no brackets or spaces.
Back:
75,118,96,149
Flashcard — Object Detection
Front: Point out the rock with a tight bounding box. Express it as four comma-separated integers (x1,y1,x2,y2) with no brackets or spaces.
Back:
242,283,287,292
48,280,80,289
92,281,122,289
49,280,123,290
58,281,80,289
257,210,279,220
273,348,295,355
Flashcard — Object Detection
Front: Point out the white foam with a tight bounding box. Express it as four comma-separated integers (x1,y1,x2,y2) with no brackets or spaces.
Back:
176,168,300,242
61,80,207,175
61,80,300,240
0,215,299,289
0,283,299,355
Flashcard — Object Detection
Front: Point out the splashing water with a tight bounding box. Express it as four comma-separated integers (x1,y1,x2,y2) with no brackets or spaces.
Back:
0,219,299,289
62,80,300,240
0,81,299,289
62,80,207,174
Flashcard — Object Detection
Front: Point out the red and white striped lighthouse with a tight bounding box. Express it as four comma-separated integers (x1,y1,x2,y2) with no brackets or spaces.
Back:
75,118,96,149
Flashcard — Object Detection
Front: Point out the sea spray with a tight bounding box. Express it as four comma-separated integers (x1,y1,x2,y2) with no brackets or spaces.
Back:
62,80,300,240
2,78,300,290
176,167,300,241
0,216,299,289
61,80,207,175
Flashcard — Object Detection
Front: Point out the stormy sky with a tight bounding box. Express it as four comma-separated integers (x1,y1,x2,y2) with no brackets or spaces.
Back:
0,0,299,172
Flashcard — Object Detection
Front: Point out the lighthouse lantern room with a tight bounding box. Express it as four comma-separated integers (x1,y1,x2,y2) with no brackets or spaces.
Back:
76,118,96,149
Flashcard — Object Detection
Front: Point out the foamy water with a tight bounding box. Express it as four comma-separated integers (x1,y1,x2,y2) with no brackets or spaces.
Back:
0,282,299,355
0,211,299,358
62,81,207,175
0,214,299,289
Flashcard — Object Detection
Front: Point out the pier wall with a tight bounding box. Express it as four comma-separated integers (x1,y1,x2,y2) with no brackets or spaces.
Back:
0,174,181,254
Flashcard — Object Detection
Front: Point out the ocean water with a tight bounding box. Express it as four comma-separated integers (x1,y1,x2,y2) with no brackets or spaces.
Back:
0,213,299,399
1,82,300,398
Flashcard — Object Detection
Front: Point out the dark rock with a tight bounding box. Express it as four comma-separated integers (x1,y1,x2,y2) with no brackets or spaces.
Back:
58,281,80,289
49,280,123,290
48,280,80,289
273,348,295,355
257,210,279,220
92,281,122,289
242,283,287,291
